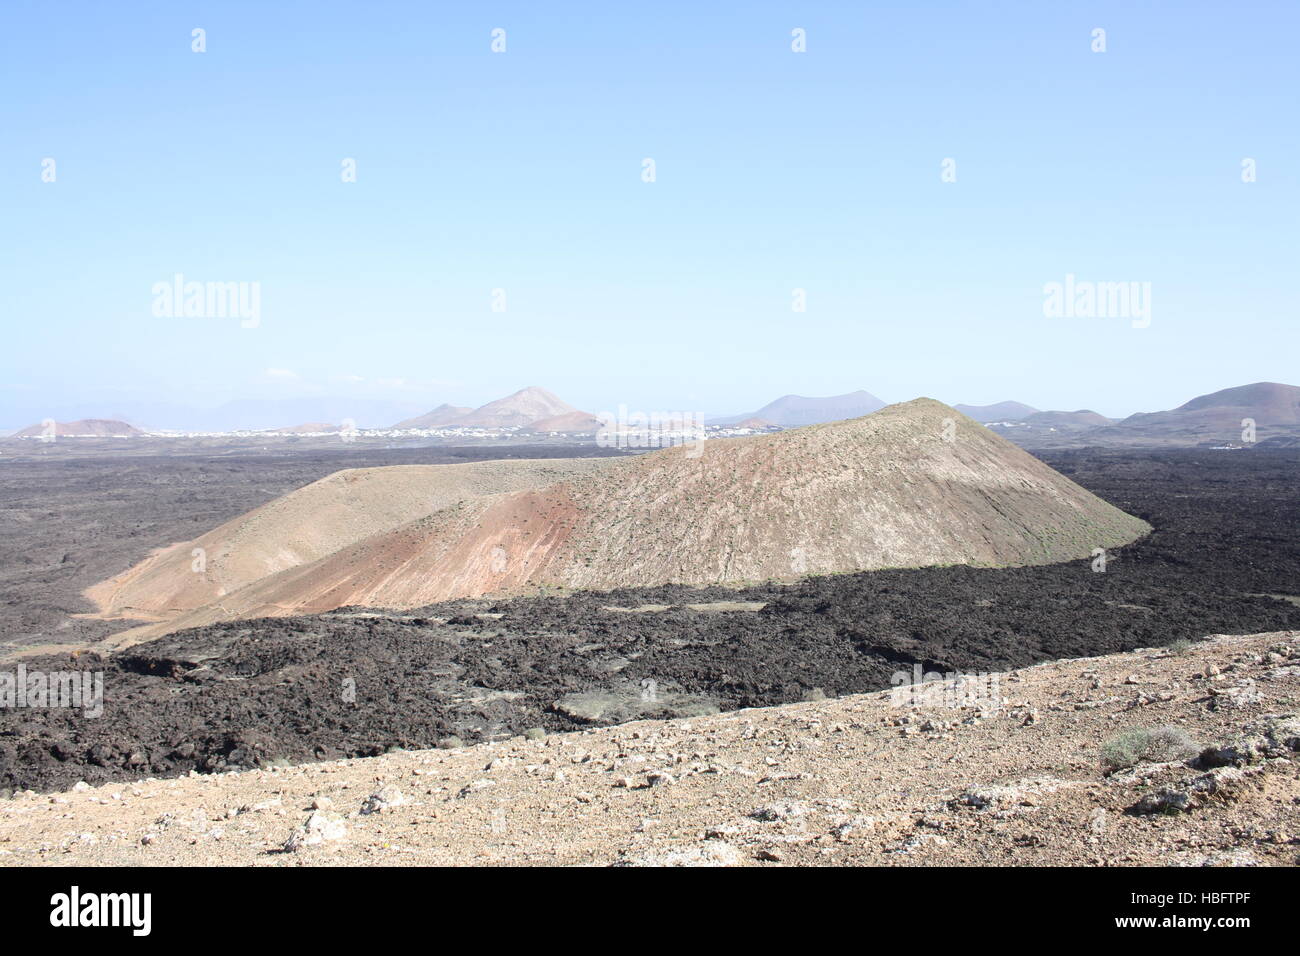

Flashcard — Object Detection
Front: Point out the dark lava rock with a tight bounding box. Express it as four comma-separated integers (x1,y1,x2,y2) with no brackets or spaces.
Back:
2,448,1300,792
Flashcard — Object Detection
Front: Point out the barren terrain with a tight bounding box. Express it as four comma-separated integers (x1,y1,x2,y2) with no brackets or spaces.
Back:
82,400,1153,643
1,446,1297,794
0,444,626,654
2,631,1295,867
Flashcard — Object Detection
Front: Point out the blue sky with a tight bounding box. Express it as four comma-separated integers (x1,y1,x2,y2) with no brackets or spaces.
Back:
1,0,1296,428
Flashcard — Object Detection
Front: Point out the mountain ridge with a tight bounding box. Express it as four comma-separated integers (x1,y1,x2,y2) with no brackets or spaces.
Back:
712,389,887,426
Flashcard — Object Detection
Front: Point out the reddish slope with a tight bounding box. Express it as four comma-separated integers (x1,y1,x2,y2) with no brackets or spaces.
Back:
96,399,1151,646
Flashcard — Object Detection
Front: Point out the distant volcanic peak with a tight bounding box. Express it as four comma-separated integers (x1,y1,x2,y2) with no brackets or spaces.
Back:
456,386,579,427
102,396,1151,643
1177,382,1300,416
12,418,142,438
745,389,887,426
392,404,473,429
954,401,1040,423
396,387,582,430
1023,410,1113,428
524,411,602,433
1119,382,1300,432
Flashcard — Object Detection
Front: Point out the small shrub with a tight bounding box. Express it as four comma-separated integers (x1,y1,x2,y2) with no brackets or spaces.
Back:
1167,639,1194,656
1101,725,1199,772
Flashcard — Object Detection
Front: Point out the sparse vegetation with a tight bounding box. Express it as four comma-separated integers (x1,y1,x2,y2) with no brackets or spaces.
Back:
1101,725,1199,772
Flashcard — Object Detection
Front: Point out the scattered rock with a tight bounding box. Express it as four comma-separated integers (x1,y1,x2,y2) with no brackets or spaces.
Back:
360,786,406,815
282,811,347,851
751,801,808,822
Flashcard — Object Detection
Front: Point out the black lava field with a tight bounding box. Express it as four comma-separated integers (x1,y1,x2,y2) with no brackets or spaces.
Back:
3,447,1299,792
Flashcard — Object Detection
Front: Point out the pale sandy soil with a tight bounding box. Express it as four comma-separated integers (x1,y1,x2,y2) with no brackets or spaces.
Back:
2,631,1296,867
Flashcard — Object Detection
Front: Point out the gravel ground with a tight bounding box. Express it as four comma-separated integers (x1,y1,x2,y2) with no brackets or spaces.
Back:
2,631,1296,866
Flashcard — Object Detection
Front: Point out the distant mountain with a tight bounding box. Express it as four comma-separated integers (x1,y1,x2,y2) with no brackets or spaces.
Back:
1126,382,1299,426
392,404,474,429
991,383,1300,449
713,390,886,427
954,401,1039,423
394,387,586,430
1023,410,1113,428
1111,382,1300,441
523,411,603,433
11,418,142,438
454,387,582,428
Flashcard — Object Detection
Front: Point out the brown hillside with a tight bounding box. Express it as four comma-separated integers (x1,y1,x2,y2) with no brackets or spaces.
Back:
92,399,1150,645
84,458,613,625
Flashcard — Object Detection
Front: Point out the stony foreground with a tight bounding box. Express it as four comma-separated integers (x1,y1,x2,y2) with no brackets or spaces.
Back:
2,631,1297,866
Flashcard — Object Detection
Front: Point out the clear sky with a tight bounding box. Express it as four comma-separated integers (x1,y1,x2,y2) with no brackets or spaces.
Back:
1,0,1296,428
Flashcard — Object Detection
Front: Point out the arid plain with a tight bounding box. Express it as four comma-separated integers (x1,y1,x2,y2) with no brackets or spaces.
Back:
2,392,1299,866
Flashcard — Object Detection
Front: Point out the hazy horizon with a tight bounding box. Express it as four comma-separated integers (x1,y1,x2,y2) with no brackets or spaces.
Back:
3,1,1297,428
